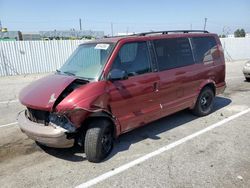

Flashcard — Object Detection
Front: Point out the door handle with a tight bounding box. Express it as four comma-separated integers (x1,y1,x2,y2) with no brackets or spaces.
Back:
153,82,159,92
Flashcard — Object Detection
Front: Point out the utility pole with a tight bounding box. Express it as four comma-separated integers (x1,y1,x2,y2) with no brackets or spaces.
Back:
203,18,207,31
190,24,192,30
0,20,2,31
111,22,113,36
79,18,82,30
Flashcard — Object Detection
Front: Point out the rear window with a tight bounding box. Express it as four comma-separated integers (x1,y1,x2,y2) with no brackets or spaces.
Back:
191,36,218,63
153,38,194,71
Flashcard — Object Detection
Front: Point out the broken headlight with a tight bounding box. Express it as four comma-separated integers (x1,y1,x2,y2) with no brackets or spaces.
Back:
49,113,76,133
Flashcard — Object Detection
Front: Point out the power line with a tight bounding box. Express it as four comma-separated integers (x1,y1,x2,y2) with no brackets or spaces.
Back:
4,18,202,26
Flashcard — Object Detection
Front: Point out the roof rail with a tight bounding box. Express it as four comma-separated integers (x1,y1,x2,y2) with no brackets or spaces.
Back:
138,30,209,36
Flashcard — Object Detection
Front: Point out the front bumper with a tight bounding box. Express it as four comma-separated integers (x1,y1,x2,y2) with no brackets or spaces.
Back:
18,111,74,148
243,66,250,78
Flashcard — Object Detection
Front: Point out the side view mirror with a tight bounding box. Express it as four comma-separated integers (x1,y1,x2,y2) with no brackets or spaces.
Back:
108,69,128,81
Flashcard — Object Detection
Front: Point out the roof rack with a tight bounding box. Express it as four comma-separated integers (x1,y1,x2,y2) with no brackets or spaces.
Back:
103,30,209,38
138,30,209,36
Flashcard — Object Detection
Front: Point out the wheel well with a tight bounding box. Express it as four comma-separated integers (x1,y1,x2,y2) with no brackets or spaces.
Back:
81,115,116,137
203,83,216,95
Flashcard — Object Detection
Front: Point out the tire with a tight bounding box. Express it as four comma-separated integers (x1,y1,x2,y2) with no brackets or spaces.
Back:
191,87,215,117
84,119,113,163
246,77,250,82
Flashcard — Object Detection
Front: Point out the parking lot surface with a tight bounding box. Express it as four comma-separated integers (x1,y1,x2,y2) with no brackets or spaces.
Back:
0,60,250,188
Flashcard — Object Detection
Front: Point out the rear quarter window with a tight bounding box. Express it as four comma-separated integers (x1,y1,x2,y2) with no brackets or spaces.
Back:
191,36,218,63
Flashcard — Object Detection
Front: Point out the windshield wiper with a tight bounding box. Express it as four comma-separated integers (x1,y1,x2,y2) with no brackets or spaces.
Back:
63,71,75,76
78,76,92,81
59,71,91,81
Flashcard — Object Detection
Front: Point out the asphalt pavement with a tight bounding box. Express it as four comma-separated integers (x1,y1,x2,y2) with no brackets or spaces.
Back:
0,60,250,188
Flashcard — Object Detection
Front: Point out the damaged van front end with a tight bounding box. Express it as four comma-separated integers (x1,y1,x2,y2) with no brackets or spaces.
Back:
18,109,76,148
17,74,89,148
17,75,116,148
17,73,119,148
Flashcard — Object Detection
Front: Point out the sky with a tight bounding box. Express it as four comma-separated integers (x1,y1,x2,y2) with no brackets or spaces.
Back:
0,0,250,35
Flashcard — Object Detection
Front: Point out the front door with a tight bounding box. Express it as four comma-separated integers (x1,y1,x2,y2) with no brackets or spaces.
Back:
107,41,160,133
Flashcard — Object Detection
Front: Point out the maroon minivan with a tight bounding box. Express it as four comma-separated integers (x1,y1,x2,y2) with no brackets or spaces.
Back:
18,30,226,162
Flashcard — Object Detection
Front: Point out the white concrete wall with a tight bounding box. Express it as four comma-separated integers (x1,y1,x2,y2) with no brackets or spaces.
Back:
220,38,250,61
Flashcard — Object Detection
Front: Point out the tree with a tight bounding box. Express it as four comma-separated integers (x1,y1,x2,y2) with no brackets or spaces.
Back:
234,29,246,37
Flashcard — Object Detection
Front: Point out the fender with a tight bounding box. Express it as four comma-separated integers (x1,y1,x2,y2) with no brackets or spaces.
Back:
55,81,122,137
198,79,216,94
190,79,216,109
87,110,121,138
55,105,121,138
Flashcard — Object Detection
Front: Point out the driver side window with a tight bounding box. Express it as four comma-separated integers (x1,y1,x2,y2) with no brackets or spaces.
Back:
112,42,151,77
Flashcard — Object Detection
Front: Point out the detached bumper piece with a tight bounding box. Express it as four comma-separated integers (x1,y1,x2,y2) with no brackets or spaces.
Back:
18,111,74,148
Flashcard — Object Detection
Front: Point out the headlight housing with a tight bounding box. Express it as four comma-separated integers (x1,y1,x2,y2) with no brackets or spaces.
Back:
49,113,76,133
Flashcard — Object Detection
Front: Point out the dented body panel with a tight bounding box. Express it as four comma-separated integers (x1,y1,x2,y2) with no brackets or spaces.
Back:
19,74,76,111
56,81,109,112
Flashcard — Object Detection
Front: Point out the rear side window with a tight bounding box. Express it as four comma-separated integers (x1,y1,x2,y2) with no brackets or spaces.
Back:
112,42,151,76
191,37,218,63
153,38,194,71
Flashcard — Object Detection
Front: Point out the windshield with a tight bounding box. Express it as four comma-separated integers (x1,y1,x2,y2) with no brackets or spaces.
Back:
59,43,114,80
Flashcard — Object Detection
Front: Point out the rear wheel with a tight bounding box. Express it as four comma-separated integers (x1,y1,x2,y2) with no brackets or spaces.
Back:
191,87,214,117
84,119,113,163
246,77,250,82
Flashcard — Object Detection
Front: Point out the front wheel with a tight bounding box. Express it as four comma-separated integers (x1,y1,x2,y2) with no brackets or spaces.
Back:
191,87,214,117
246,77,250,82
84,119,113,163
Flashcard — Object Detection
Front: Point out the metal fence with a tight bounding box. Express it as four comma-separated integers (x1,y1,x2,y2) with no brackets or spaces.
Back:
1,38,250,76
0,40,87,76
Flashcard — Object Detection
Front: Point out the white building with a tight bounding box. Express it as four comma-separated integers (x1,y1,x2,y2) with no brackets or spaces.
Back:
245,33,250,38
227,34,234,38
117,32,135,36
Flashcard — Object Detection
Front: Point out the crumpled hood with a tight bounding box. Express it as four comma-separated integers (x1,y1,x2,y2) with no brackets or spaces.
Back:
19,74,76,111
